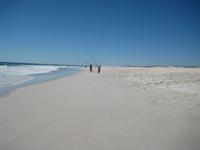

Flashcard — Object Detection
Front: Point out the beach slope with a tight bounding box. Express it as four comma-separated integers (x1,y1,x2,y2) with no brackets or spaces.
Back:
0,67,200,150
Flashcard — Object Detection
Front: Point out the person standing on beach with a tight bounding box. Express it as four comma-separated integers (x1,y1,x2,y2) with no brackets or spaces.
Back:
89,64,93,72
97,65,101,73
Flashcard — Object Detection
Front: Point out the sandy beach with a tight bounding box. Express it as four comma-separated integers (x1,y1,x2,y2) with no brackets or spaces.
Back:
0,67,200,150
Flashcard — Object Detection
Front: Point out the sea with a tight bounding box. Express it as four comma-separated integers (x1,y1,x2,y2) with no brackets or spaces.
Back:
0,62,79,96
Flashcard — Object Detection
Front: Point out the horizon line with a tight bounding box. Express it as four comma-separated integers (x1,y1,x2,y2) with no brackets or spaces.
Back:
0,61,200,68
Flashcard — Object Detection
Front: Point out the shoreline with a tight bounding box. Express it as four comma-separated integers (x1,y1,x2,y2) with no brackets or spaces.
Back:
0,67,80,97
0,67,200,150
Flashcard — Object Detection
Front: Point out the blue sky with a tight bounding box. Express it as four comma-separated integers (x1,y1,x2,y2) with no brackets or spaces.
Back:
0,0,199,66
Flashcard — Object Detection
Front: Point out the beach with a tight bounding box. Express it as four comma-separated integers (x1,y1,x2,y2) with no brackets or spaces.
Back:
0,67,200,150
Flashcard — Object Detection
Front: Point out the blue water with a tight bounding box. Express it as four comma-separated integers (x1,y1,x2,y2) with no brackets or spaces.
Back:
0,62,80,96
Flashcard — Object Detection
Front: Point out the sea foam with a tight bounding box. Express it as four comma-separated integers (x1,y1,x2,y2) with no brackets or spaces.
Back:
0,65,66,89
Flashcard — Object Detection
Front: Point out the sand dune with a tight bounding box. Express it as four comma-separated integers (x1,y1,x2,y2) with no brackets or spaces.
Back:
0,67,200,150
111,67,200,93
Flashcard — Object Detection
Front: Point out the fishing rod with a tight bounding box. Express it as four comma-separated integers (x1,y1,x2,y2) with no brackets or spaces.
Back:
78,55,90,66
81,57,90,66
89,53,98,67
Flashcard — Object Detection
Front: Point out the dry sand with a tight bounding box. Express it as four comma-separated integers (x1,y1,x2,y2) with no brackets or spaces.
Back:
0,67,200,150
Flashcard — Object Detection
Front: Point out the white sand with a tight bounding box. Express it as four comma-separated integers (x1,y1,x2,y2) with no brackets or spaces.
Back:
0,67,200,150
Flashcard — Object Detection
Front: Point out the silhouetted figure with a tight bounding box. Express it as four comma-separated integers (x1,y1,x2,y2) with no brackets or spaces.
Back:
97,65,101,73
89,64,93,72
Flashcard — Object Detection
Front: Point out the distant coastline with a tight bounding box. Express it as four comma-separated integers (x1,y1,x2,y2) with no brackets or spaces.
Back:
124,65,200,68
0,61,84,67
1,61,200,68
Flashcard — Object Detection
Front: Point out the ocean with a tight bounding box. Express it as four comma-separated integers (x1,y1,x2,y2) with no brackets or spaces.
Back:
0,62,79,96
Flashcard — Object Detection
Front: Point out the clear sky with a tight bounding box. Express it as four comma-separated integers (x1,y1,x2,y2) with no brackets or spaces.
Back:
0,0,199,66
